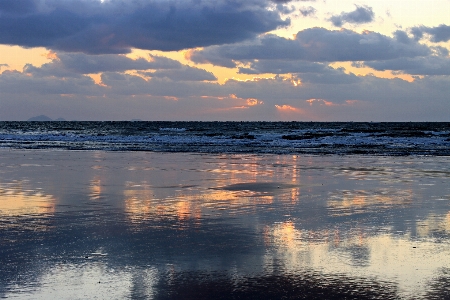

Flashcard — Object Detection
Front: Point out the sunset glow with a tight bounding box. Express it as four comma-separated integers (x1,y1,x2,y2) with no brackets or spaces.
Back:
0,0,449,121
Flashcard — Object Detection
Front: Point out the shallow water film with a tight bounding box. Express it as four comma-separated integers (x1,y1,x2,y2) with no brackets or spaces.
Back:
1,150,450,299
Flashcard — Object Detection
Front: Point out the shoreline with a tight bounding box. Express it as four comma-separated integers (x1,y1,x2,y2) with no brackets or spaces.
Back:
2,147,450,157
0,150,449,299
1,121,449,156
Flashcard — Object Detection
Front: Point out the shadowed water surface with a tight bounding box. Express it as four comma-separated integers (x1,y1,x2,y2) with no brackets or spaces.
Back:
0,150,449,299
1,121,449,155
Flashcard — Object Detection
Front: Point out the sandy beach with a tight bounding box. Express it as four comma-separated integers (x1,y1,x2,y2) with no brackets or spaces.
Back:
1,149,450,299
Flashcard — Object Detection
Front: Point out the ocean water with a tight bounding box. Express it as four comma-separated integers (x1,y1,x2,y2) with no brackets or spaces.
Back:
0,121,449,155
1,123,450,299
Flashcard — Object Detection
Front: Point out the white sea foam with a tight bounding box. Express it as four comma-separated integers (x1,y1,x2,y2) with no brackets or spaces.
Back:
0,122,449,155
159,127,187,132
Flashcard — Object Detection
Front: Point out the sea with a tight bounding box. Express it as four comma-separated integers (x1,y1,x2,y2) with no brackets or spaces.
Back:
1,121,449,155
1,121,450,299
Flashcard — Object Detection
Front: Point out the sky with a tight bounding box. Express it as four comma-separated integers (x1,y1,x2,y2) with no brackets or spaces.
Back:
0,0,449,121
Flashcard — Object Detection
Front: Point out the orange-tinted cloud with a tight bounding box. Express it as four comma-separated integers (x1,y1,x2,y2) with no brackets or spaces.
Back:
164,96,179,101
345,100,361,105
275,104,301,112
44,51,59,61
306,98,336,106
307,98,364,107
246,98,263,106
201,94,263,107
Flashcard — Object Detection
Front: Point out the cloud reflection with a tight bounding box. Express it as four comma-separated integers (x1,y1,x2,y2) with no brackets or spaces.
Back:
1,151,450,299
0,181,55,217
327,188,413,216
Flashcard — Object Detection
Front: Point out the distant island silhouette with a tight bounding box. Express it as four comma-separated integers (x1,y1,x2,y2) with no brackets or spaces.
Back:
27,115,66,121
26,115,144,121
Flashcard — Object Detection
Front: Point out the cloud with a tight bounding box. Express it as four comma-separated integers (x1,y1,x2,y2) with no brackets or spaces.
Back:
223,75,450,121
299,6,317,17
329,5,374,27
99,72,221,98
21,52,184,78
0,0,290,54
0,0,37,14
411,24,450,43
23,63,83,79
238,60,360,84
143,66,217,82
238,60,329,74
1,61,450,121
189,28,431,68
275,3,296,14
356,56,450,76
0,68,101,96
275,104,299,111
295,68,361,84
58,53,182,74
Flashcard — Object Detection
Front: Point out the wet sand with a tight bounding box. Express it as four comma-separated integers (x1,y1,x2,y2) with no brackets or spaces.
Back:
0,150,450,299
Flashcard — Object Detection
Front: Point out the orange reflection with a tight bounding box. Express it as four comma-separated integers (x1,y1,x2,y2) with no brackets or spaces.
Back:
416,211,450,237
124,187,155,223
124,187,276,224
327,189,413,216
124,155,302,225
175,200,202,222
272,221,300,249
89,178,102,200
0,183,56,217
289,188,300,205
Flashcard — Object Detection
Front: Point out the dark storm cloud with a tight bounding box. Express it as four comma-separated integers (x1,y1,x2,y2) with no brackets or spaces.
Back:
411,24,450,43
0,0,289,54
190,28,430,68
329,5,374,27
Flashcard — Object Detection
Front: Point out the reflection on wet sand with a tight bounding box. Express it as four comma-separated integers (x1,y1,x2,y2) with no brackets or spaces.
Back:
264,219,450,298
0,182,55,217
1,151,450,299
124,182,302,225
89,178,103,200
417,212,450,237
327,188,414,216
